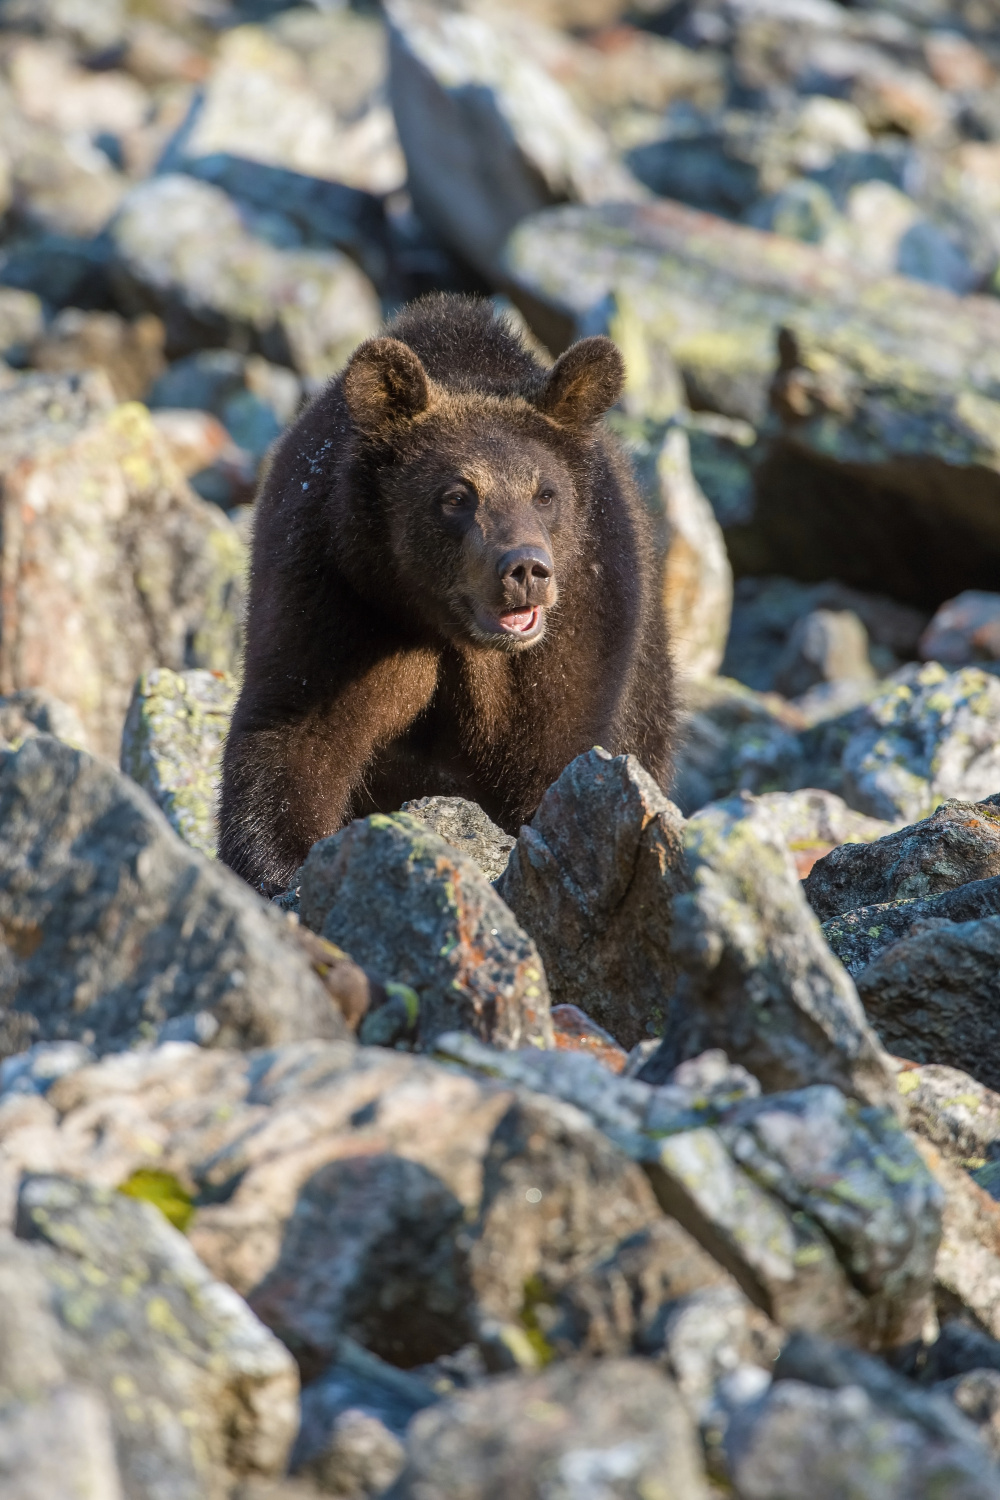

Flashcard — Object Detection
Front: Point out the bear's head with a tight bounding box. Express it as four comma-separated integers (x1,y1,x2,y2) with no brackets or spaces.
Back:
342,333,624,651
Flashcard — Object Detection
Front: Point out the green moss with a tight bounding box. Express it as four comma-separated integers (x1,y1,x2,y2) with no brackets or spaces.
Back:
519,1274,555,1368
118,1170,195,1233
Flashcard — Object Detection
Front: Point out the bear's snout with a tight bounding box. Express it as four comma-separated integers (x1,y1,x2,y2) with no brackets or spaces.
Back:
495,546,553,598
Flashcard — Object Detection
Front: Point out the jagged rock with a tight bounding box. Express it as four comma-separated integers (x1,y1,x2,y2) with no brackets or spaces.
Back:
110,175,381,381
669,675,806,816
653,425,733,680
855,916,1000,1092
805,798,1000,922
385,0,641,281
840,665,1000,824
504,200,1000,607
4,1174,299,1498
920,591,1000,667
0,735,349,1060
0,1384,124,1500
498,748,687,1050
298,812,553,1052
822,875,1000,976
121,667,237,859
388,1359,711,1499
0,688,88,753
442,1035,940,1352
0,382,245,758
641,793,897,1107
399,796,514,884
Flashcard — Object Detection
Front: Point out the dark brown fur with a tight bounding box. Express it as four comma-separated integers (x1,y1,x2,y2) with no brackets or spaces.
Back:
220,295,675,893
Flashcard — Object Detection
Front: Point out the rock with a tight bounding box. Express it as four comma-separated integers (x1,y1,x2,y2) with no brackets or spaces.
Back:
110,175,381,382
920,591,1000,666
655,1285,783,1420
940,1371,1000,1463
547,1216,745,1359
183,21,405,197
120,667,237,859
822,876,1000,976
499,748,687,1050
550,1004,627,1074
856,916,1000,1092
150,408,255,507
643,793,897,1108
2,102,128,239
27,307,165,402
0,385,246,758
504,200,1000,608
0,687,88,752
0,0,125,55
669,676,806,816
399,796,514,883
745,788,894,879
442,1035,939,1351
0,1384,124,1500
806,798,1000,922
0,286,41,356
296,1407,406,1497
5,1173,299,1497
774,608,877,699
840,665,1000,824
925,1320,1000,1384
388,1358,711,1500
0,734,349,1060
652,425,733,679
298,812,553,1052
386,0,641,281
910,1136,1000,1342
7,37,148,139
896,1060,1000,1193
291,1339,434,1479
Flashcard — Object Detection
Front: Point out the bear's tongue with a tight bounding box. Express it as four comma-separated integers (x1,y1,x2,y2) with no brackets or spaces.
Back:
499,607,539,634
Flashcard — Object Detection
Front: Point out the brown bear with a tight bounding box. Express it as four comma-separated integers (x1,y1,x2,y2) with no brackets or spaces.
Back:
219,294,675,893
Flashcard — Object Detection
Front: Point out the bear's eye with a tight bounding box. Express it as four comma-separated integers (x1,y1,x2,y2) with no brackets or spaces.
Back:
441,485,473,509
536,488,555,506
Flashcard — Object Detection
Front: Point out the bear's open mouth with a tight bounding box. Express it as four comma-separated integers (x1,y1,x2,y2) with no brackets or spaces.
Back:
471,604,546,642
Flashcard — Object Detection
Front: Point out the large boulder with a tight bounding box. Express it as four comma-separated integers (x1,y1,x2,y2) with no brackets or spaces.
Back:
385,0,640,282
505,200,1000,609
298,812,553,1051
2,1174,298,1499
499,748,687,1051
641,793,897,1108
0,735,349,1059
822,876,1000,976
0,377,245,759
111,175,382,381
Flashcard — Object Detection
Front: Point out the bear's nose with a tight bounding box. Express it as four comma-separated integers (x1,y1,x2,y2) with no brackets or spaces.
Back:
496,546,553,587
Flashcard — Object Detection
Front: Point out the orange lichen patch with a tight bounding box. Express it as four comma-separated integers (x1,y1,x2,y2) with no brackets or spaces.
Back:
791,842,836,879
551,1004,627,1074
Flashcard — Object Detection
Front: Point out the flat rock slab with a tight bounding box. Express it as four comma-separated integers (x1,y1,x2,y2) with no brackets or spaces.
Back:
0,734,348,1059
389,1358,710,1500
805,798,1000,922
499,748,687,1050
298,812,552,1051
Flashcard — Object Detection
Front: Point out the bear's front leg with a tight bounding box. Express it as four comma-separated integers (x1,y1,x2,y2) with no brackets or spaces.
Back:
219,647,439,894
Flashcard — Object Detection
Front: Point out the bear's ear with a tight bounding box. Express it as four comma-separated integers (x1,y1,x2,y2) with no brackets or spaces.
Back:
343,337,431,437
534,336,624,430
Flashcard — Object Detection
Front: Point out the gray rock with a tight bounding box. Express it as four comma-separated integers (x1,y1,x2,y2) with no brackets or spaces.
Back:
920,591,1000,668
400,796,514,884
655,1285,782,1421
0,688,88,753
297,1408,406,1499
655,425,734,680
723,1358,1000,1499
499,748,687,1049
669,676,806,816
6,1174,299,1498
925,1321,1000,1385
807,798,1000,922
0,1040,93,1098
297,812,552,1051
0,734,349,1060
856,916,1000,1092
842,665,1000,825
774,608,877,699
0,0,125,53
822,875,1000,976
387,1358,711,1500
111,175,381,382
28,307,165,404
121,667,238,859
643,793,897,1108
0,378,246,759
386,0,641,281
292,1339,435,1476
895,1062,1000,1186
939,1371,1000,1464
0,1384,124,1500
